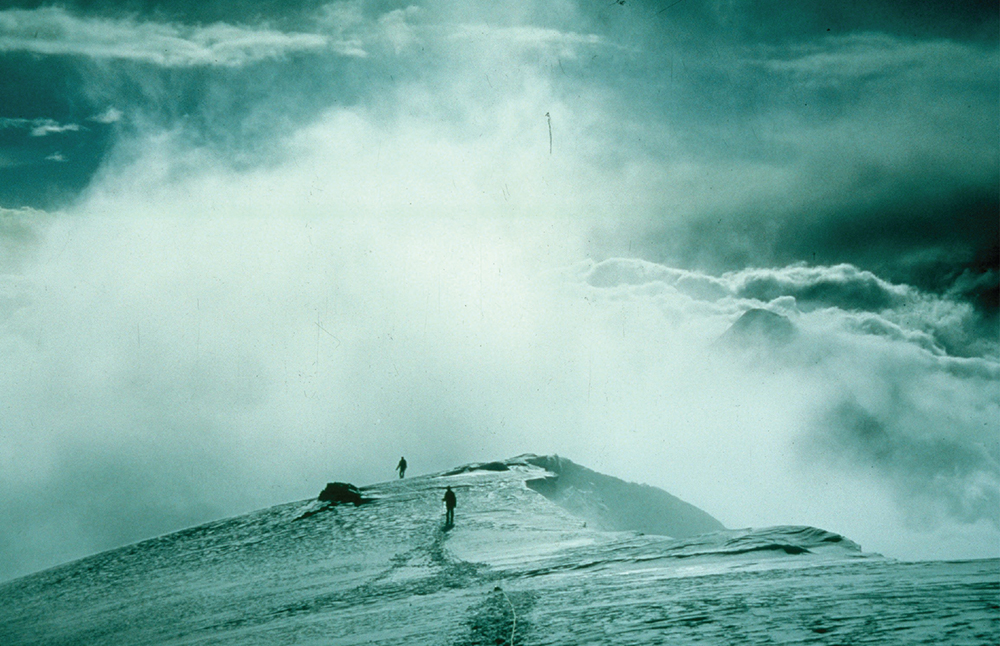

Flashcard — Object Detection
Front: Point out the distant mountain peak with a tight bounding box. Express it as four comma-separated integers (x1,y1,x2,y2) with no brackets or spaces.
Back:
720,308,797,347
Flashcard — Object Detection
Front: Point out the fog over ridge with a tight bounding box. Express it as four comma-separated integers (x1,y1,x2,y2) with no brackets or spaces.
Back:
0,0,997,580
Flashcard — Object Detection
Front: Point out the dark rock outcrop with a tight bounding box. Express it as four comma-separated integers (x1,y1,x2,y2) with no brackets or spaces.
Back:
318,482,368,506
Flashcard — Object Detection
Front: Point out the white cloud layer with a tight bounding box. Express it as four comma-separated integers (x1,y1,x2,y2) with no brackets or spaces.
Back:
761,32,998,81
0,7,331,66
0,118,82,137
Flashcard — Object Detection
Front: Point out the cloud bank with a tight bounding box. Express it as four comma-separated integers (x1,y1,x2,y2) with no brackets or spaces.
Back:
0,0,996,579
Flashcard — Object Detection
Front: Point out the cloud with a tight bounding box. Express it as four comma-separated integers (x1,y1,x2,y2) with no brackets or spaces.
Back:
89,107,122,124
810,398,999,528
596,29,997,314
450,24,603,57
310,3,606,61
567,256,1000,533
728,264,914,312
0,7,332,66
30,120,81,137
842,313,944,356
0,118,82,137
574,259,995,360
758,32,996,80
0,93,605,573
0,207,48,270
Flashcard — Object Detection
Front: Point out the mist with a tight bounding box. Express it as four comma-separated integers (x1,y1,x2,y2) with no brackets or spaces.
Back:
0,0,997,580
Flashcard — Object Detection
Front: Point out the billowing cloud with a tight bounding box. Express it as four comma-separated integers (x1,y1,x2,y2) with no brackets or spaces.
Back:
576,259,994,360
729,265,914,313
810,399,999,527
568,256,1000,535
0,0,996,581
2,182,997,583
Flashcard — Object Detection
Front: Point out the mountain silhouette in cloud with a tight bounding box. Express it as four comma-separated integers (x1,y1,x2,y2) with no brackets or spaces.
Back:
720,308,797,348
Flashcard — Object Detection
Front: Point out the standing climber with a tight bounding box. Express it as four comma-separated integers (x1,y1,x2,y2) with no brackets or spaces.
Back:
396,456,407,479
443,486,456,525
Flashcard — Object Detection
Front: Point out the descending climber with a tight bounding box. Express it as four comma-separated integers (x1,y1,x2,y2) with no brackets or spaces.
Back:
443,486,456,525
396,456,407,479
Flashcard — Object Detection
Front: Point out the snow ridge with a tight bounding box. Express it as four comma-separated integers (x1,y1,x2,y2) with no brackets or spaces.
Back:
3,455,989,646
515,454,726,538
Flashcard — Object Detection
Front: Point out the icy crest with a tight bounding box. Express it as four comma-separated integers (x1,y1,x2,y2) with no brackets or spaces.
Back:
5,455,983,646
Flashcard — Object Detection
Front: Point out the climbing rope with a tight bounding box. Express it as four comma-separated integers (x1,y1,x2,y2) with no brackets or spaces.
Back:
496,586,516,646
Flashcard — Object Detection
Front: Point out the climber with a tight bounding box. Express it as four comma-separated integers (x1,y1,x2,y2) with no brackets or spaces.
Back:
443,486,456,525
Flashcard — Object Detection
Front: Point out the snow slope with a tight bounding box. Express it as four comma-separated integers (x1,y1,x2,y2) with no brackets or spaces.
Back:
518,454,726,538
1,456,996,645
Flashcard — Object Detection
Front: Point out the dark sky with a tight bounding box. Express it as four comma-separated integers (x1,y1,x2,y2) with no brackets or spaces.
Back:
0,1,997,580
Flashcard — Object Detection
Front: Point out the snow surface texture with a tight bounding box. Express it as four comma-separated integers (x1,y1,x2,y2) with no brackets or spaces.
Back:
1,456,997,645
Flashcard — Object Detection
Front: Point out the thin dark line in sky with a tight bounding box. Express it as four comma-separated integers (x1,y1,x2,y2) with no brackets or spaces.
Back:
657,0,688,15
546,112,552,155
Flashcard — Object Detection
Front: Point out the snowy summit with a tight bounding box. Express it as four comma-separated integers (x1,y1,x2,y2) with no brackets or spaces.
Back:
1,455,995,645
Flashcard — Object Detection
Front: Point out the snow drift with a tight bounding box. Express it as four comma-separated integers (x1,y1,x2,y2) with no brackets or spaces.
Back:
519,454,725,538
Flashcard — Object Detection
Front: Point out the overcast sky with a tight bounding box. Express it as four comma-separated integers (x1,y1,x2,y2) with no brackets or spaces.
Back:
0,1,997,580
